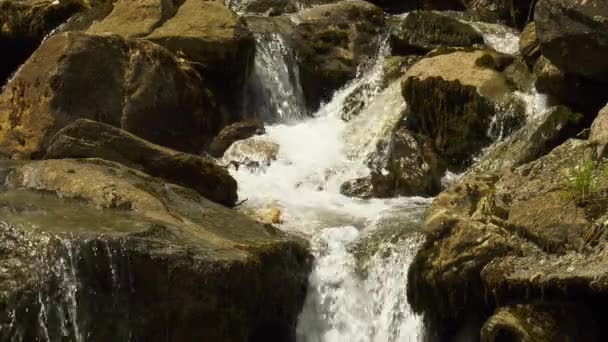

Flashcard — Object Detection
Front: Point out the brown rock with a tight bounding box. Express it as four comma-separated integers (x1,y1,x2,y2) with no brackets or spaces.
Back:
45,119,238,206
208,120,265,158
0,31,218,159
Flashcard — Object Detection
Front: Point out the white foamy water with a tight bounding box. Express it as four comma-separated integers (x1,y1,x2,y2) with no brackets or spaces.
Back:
225,38,428,341
470,21,520,55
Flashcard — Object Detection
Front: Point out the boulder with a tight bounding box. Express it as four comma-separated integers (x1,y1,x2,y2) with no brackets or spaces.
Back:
402,49,521,167
288,0,385,109
0,0,86,84
465,0,536,28
222,136,280,170
518,22,540,68
208,120,265,158
0,158,311,341
145,0,255,96
535,0,608,82
589,104,608,158
44,119,238,206
341,128,446,198
389,11,484,55
87,0,177,37
0,31,218,159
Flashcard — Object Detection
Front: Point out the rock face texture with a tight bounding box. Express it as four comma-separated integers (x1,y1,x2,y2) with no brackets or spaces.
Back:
402,49,522,168
208,120,265,158
535,0,608,82
465,0,536,28
389,11,484,55
408,137,608,340
0,31,218,159
0,158,311,342
45,119,238,207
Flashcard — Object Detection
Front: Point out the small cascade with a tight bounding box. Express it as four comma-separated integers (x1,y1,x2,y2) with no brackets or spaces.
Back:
225,33,429,342
470,21,520,55
243,32,308,122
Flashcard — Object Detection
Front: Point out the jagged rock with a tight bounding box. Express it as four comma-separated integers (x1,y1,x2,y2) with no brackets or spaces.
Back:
481,304,597,342
470,106,580,174
518,22,540,68
288,0,385,109
0,158,311,341
0,0,86,84
589,104,608,158
535,0,608,82
465,0,536,28
0,31,218,159
402,49,522,167
44,119,238,207
208,120,265,158
341,128,446,198
389,11,484,55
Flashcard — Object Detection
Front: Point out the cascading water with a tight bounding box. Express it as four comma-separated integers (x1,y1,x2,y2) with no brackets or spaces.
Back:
225,36,430,341
243,32,308,122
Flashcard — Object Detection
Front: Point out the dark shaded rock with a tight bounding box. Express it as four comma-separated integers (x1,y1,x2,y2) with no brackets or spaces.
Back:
0,31,218,159
481,304,597,342
208,120,265,158
535,0,608,82
44,119,238,206
518,22,540,68
465,0,536,28
389,11,484,55
289,0,385,110
533,56,608,116
402,49,522,168
341,128,446,198
0,0,86,84
0,158,311,341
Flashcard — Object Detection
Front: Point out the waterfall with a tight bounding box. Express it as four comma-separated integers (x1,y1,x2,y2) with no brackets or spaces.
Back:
243,32,308,122
225,34,430,341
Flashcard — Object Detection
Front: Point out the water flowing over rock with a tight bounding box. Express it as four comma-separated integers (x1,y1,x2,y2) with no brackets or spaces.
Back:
44,119,238,206
0,158,311,341
0,31,218,159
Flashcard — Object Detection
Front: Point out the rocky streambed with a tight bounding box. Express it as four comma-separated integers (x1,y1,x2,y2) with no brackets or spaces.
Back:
2,0,608,341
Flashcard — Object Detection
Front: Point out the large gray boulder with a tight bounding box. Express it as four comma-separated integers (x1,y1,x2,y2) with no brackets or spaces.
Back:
0,158,311,341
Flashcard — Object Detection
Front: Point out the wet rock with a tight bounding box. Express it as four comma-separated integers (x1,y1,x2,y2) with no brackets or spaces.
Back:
0,0,86,84
341,128,446,198
471,106,580,174
288,0,385,109
402,49,522,167
589,104,608,158
208,120,265,158
465,0,536,28
44,119,238,207
0,31,218,159
0,158,311,341
382,55,420,87
223,136,280,170
481,304,597,342
535,0,608,82
518,22,540,69
389,11,484,55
